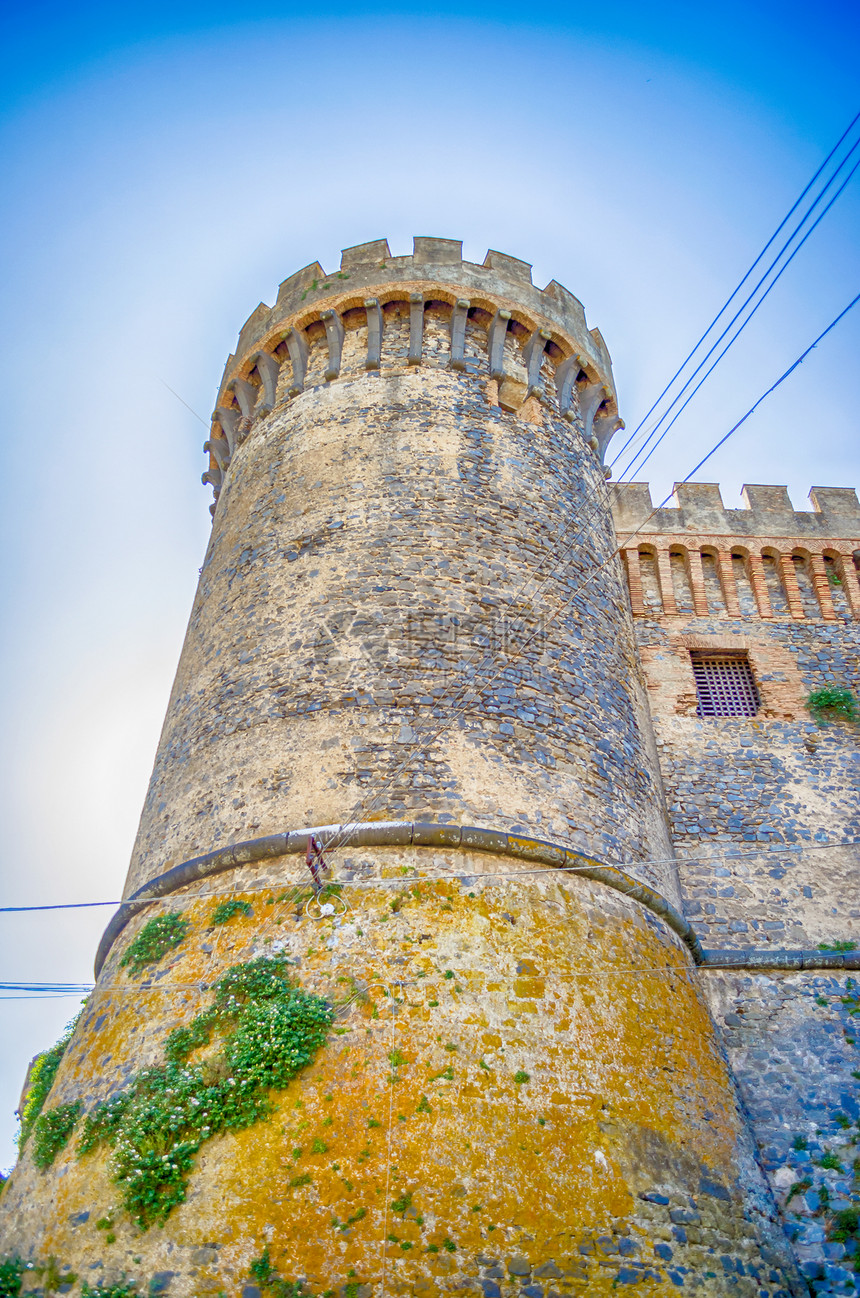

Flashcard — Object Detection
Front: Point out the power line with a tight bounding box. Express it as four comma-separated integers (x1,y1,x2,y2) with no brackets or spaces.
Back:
676,290,860,483
625,156,860,480
1,832,857,913
611,107,860,469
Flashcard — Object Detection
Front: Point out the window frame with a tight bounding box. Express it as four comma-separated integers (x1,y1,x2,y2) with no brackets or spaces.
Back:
690,650,760,719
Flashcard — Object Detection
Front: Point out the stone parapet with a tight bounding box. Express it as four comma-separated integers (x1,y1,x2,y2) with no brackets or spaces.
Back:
613,481,860,622
612,481,860,539
202,238,625,510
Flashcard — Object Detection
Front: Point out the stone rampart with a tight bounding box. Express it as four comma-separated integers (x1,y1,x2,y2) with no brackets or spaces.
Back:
613,475,860,1293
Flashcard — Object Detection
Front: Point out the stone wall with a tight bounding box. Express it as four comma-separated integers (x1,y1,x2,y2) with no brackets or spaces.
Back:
0,848,802,1296
613,479,860,1294
132,244,673,902
0,241,811,1298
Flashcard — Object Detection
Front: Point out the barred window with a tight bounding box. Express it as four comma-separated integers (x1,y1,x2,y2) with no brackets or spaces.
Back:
691,652,759,718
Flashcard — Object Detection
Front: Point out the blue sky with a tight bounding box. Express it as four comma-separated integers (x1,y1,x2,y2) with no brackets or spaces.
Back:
0,0,858,1169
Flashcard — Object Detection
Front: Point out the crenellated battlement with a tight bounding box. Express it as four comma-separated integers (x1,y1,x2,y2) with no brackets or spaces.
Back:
611,481,860,622
612,480,860,539
202,239,623,512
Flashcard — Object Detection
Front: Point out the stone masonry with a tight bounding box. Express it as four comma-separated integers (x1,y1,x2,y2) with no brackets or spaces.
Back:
2,238,857,1296
612,479,860,1293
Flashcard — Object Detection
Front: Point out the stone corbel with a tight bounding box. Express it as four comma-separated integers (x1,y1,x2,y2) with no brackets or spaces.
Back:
408,293,424,365
578,379,608,448
229,378,258,422
487,309,511,379
592,411,625,462
555,354,582,418
449,298,470,372
212,405,241,456
202,465,222,492
322,309,344,381
204,435,231,473
523,327,551,397
364,298,383,370
251,352,281,414
283,327,308,396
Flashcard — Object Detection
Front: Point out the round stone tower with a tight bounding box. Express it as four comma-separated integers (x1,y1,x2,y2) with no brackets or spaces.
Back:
0,239,801,1295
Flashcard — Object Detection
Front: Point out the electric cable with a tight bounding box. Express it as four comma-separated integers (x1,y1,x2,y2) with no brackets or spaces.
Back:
623,155,860,481
611,107,860,469
1,835,858,915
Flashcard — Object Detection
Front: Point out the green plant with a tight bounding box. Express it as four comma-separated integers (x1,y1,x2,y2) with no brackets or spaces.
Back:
311,1138,328,1154
513,1070,530,1085
819,1152,845,1171
0,1257,25,1298
832,1207,860,1242
78,956,332,1229
806,686,859,725
211,899,252,925
32,1259,77,1293
18,1009,83,1149
367,1117,381,1128
249,1247,307,1297
119,913,191,976
818,941,858,952
332,1205,365,1233
31,1102,82,1169
786,1177,811,1204
792,1135,808,1151
390,1190,413,1214
442,1237,457,1253
416,1096,431,1114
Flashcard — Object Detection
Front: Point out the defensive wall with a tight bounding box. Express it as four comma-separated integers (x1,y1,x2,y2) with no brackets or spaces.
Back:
612,480,860,1292
1,239,857,1295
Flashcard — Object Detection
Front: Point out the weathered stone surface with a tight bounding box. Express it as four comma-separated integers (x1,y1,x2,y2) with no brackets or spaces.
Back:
0,241,823,1296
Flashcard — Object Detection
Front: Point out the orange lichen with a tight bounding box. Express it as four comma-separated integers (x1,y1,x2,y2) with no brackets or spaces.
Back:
0,860,778,1293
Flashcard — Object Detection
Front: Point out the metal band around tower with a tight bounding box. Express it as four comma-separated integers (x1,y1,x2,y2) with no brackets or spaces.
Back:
94,820,703,976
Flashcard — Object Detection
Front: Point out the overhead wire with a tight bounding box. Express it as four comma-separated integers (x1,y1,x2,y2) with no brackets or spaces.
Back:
622,153,860,481
610,107,860,469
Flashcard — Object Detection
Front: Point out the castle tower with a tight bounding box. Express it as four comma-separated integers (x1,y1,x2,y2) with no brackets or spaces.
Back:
0,240,802,1295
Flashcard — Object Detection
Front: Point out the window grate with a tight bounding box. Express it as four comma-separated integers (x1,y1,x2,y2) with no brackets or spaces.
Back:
691,653,759,718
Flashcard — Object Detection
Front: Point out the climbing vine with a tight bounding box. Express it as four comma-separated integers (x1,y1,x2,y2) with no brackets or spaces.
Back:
0,1256,24,1298
17,1009,83,1149
78,957,332,1228
211,898,252,925
119,913,191,976
31,1102,82,1170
